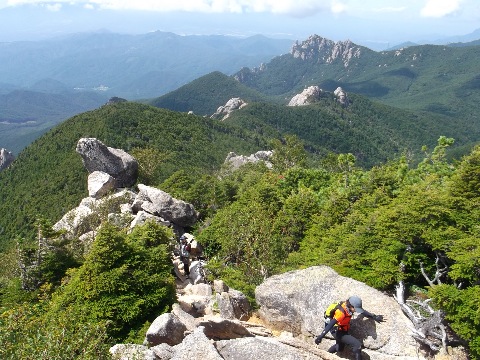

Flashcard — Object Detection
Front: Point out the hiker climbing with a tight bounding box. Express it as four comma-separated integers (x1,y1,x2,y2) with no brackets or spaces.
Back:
315,295,385,360
179,234,192,277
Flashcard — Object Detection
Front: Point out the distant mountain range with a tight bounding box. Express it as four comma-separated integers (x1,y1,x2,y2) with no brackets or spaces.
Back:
0,31,292,100
1,31,480,156
0,31,293,153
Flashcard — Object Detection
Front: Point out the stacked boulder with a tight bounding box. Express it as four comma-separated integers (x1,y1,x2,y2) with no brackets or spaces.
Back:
53,138,198,241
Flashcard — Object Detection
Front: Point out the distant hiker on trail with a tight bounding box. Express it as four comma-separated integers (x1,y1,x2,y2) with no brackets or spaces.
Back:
179,234,192,277
315,295,385,360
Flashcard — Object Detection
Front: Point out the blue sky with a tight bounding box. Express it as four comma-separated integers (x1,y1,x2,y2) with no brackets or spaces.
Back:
0,0,479,50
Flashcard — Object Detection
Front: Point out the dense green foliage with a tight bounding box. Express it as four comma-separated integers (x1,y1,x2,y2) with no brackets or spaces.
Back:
161,138,478,356
0,221,175,359
1,95,460,250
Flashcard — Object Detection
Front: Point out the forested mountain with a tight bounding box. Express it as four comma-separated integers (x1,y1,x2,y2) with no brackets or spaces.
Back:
149,71,271,116
232,36,480,154
1,100,479,357
148,36,480,158
149,72,474,166
233,35,480,116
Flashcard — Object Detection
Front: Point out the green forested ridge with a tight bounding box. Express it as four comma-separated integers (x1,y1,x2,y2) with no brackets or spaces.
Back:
225,94,466,167
230,41,480,154
0,94,462,249
148,71,271,116
234,41,480,111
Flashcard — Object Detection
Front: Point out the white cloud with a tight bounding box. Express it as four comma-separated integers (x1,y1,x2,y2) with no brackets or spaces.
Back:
420,0,462,18
2,0,334,16
331,1,347,14
45,3,62,11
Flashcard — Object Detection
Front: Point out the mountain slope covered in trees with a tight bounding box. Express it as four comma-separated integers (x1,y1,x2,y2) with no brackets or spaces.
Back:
0,102,267,248
0,99,479,357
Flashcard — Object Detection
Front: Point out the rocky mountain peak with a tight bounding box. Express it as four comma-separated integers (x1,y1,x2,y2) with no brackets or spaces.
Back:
290,35,362,67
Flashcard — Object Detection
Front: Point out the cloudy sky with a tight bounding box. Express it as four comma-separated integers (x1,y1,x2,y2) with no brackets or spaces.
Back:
0,0,479,50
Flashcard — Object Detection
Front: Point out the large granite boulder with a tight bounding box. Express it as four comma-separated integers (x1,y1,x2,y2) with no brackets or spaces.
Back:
76,138,138,188
255,266,421,358
145,313,187,346
135,184,198,227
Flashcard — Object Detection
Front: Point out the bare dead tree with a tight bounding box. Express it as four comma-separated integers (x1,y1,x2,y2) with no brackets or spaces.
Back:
394,253,450,354
418,251,449,287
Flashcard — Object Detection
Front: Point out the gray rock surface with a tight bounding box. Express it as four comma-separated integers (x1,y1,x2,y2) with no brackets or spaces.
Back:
171,326,224,360
195,316,253,340
211,98,248,120
215,336,322,360
224,150,273,170
76,138,138,188
136,184,198,227
88,171,115,198
255,266,420,357
145,313,187,346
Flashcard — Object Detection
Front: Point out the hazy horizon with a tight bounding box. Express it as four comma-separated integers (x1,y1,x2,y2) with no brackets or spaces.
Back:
0,1,479,51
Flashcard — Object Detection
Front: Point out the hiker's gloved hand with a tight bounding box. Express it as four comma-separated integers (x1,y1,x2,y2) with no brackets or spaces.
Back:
373,314,384,323
314,335,323,344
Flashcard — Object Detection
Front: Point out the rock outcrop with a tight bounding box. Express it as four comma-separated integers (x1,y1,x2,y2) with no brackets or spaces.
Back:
290,35,362,67
0,148,15,171
211,98,248,120
76,138,138,188
334,86,350,106
288,86,323,106
224,151,273,171
53,139,197,239
134,184,198,227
